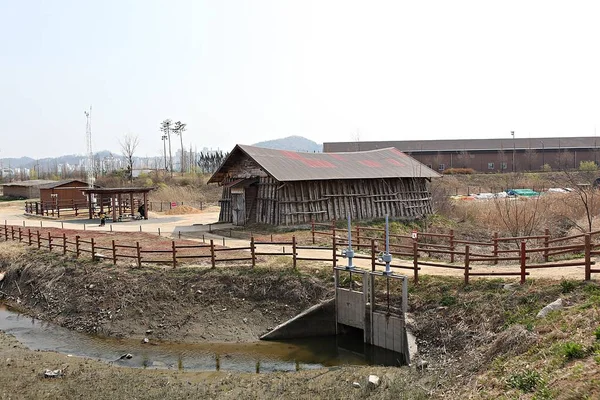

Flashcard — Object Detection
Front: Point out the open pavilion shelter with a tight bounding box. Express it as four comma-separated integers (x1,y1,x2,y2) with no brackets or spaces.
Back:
82,187,155,221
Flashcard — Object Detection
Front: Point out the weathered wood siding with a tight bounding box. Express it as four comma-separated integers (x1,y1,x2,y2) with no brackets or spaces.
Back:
275,178,432,225
218,176,433,225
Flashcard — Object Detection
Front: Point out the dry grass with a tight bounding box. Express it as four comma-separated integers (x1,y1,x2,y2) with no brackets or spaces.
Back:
150,184,221,205
449,193,600,237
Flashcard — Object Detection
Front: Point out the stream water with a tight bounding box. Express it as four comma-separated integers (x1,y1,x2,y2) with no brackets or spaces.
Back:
0,304,405,373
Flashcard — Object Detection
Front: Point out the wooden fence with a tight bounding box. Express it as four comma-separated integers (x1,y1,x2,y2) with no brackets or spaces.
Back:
1,222,600,284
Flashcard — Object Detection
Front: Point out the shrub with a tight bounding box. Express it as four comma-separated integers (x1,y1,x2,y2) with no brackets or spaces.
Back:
506,370,543,393
443,168,475,175
560,280,577,294
594,326,600,341
579,160,598,172
561,342,586,360
541,164,552,172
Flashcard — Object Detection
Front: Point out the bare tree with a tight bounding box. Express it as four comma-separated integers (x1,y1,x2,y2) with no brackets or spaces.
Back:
160,119,173,177
172,121,187,174
560,164,599,232
120,134,140,184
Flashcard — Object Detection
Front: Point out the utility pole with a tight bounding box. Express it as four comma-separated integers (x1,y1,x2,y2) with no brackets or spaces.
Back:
84,106,95,188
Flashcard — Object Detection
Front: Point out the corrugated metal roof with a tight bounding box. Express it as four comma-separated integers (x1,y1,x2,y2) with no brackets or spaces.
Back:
324,136,600,153
1,179,55,187
209,144,440,183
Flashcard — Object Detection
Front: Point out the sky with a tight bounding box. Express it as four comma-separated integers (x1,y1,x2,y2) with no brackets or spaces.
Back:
2,0,600,159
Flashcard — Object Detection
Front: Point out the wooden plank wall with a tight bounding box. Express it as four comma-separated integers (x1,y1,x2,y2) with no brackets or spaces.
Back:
217,178,233,223
218,176,433,225
277,178,432,225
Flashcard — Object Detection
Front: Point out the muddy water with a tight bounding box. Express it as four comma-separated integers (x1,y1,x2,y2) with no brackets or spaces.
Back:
0,304,404,372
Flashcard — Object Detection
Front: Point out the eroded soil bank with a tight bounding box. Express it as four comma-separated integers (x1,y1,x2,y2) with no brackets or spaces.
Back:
2,241,600,399
0,243,332,343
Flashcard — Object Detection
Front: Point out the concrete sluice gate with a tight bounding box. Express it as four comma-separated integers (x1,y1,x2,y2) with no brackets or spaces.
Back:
334,267,411,366
261,268,412,366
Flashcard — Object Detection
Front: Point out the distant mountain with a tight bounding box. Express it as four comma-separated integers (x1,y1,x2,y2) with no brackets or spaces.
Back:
252,136,322,153
1,151,117,170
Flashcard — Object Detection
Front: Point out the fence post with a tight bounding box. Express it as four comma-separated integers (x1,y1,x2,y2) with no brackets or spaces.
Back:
172,241,177,268
91,237,95,261
585,234,591,281
311,219,315,244
493,232,499,264
464,245,470,285
48,232,53,251
75,236,80,258
413,241,419,284
543,228,550,262
158,227,161,236
210,240,216,269
28,229,32,246
332,235,337,269
63,233,67,255
356,226,361,250
11,226,14,241
18,227,22,243
112,240,117,265
136,242,141,267
37,230,41,249
250,236,256,267
371,239,376,272
449,229,455,263
520,241,527,284
292,236,297,270
4,223,7,241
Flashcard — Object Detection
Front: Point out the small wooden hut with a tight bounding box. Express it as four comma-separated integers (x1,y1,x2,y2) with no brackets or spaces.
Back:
208,145,440,226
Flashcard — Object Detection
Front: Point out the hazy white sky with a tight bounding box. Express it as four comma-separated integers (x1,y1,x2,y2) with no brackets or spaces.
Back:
2,0,600,159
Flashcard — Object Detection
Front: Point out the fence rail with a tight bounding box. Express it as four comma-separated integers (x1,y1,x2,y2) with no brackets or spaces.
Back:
1,222,600,284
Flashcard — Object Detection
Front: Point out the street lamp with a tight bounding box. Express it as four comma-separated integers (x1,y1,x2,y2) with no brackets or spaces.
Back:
161,135,168,171
511,131,516,172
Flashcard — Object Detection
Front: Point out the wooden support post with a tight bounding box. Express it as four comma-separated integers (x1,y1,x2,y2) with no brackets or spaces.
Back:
543,228,550,262
449,229,455,263
493,232,499,264
143,192,148,219
250,236,256,267
172,241,177,268
413,241,419,284
464,245,470,285
76,236,80,258
28,229,32,246
48,232,52,251
210,240,216,269
18,228,22,243
520,241,527,284
37,230,41,249
11,226,14,241
91,237,96,261
136,242,141,267
371,239,376,272
112,240,117,264
63,233,67,255
292,235,297,270
311,219,315,244
585,234,591,281
4,223,7,241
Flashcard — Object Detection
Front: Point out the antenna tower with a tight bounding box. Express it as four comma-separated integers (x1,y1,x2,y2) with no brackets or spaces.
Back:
84,106,95,188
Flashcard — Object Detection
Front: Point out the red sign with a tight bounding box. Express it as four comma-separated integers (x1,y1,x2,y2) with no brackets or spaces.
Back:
411,229,418,240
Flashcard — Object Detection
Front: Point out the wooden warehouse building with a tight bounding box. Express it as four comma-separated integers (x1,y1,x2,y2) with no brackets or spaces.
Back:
1,179,55,199
209,145,440,226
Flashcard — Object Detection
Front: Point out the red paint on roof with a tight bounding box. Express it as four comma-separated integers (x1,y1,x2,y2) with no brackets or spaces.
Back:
386,158,405,166
303,159,335,168
329,154,347,161
281,150,304,160
359,160,382,167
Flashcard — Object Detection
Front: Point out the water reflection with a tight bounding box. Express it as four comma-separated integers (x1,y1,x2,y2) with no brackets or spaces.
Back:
0,304,405,373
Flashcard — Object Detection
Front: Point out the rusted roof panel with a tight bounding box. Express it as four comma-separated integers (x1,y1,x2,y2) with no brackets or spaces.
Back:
209,145,440,183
